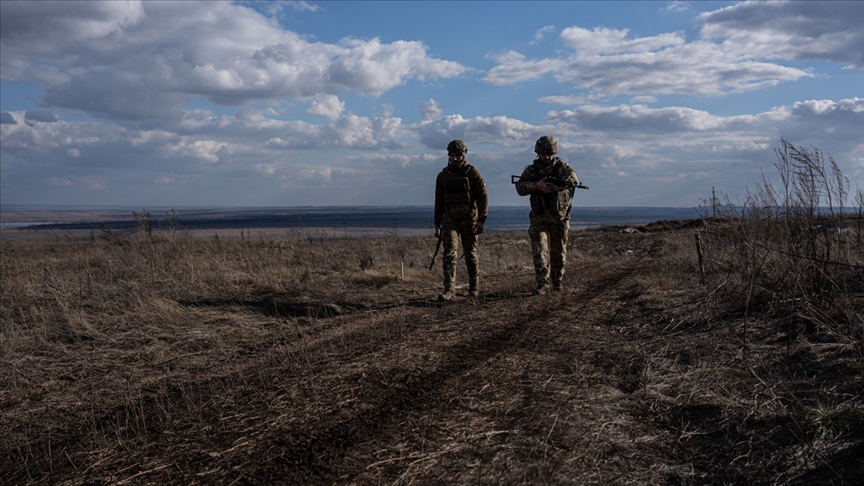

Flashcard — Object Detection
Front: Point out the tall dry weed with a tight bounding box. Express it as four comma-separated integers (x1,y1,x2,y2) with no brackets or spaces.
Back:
699,139,863,351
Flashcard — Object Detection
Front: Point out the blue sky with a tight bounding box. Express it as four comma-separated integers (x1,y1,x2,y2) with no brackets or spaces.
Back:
1,0,862,208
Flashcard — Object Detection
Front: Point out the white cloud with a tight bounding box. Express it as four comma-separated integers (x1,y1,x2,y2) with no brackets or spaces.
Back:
665,2,691,13
547,104,725,132
484,2,863,98
529,98,861,205
560,27,684,55
350,153,418,169
420,98,443,120
129,130,176,147
307,95,345,120
485,26,811,96
483,51,564,85
165,138,233,163
328,114,407,150
697,1,864,68
532,25,556,43
2,97,860,207
254,163,278,176
328,38,466,97
1,2,466,120
0,1,146,54
416,114,550,150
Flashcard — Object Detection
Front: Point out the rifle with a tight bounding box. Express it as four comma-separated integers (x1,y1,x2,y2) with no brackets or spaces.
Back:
429,232,442,270
511,175,588,190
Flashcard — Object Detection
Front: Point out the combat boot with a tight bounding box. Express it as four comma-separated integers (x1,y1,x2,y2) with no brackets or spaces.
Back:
438,289,456,302
534,283,550,295
552,280,562,292
440,259,457,302
534,276,550,295
468,276,479,298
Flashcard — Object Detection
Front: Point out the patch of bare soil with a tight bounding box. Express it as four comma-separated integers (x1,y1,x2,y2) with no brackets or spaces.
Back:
2,225,862,485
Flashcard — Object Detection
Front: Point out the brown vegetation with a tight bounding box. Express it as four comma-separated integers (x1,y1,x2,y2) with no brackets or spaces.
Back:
2,141,862,485
2,216,861,485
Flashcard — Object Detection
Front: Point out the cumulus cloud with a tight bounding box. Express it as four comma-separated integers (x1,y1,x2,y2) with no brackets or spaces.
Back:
328,38,466,97
307,95,345,120
482,2,860,97
536,98,862,199
532,25,556,43
546,104,725,133
348,153,418,170
1,2,466,120
420,98,443,120
2,97,860,207
415,114,550,150
485,26,811,96
167,108,409,151
0,112,17,124
483,51,564,85
0,1,145,54
697,1,864,68
782,98,864,156
560,27,684,55
328,114,406,150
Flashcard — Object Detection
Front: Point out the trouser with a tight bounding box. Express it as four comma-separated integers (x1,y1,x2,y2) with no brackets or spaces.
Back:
528,217,569,287
441,216,479,292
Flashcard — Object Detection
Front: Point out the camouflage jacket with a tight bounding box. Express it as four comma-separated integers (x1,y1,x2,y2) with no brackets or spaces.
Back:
515,157,579,222
434,162,488,227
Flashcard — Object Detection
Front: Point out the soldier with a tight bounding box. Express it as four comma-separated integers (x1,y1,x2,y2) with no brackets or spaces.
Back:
434,140,488,301
515,135,579,294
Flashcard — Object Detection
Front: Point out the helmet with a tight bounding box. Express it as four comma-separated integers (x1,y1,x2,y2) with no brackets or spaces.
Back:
534,135,558,155
447,140,467,154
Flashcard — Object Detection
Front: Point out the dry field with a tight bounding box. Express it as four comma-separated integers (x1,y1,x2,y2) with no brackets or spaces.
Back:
1,213,862,485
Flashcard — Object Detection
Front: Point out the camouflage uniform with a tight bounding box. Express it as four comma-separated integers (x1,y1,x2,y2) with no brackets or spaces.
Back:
515,136,579,291
434,140,488,300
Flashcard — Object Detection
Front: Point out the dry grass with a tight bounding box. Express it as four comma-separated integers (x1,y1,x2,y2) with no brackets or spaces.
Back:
2,212,861,485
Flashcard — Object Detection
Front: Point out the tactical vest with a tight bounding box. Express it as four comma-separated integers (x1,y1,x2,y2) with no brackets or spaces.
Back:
526,160,573,222
442,168,476,221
